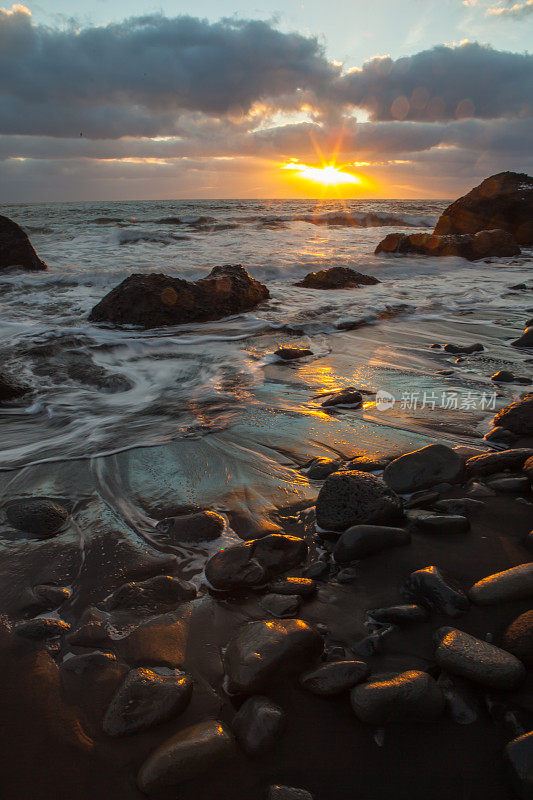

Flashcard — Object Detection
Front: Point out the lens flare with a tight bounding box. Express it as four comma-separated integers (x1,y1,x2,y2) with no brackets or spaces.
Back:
282,161,361,186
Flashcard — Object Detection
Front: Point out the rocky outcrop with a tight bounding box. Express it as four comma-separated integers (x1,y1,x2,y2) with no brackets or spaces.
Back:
375,229,520,260
433,172,533,245
89,264,269,328
0,214,47,271
295,267,380,290
493,394,533,436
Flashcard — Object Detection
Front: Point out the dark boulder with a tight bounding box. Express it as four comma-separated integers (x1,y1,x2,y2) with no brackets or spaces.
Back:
304,457,342,480
493,394,533,436
300,660,370,696
433,172,533,246
512,326,533,348
443,342,483,354
205,534,308,591
334,524,410,562
375,229,520,260
465,448,533,478
89,264,269,328
0,214,47,271
224,619,323,693
295,266,380,290
100,575,196,612
268,577,316,598
383,444,464,493
232,696,285,755
434,627,525,689
260,593,302,618
15,618,70,640
155,511,225,543
502,610,533,667
274,346,313,360
468,563,533,605
401,565,469,617
368,604,429,625
4,497,68,538
316,470,402,532
321,389,362,408
103,667,193,736
505,730,533,800
351,670,444,724
0,372,31,403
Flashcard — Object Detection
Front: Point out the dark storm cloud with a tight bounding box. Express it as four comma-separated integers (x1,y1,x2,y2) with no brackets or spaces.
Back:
334,41,533,121
0,6,337,137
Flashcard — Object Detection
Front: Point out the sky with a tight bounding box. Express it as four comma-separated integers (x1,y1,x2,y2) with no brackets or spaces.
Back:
0,0,531,201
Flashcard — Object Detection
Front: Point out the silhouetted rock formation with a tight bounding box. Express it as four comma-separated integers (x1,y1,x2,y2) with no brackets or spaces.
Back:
0,214,47,271
375,229,520,260
89,264,269,328
295,266,379,289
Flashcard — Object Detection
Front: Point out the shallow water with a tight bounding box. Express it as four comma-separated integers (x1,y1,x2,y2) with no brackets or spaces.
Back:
0,198,532,551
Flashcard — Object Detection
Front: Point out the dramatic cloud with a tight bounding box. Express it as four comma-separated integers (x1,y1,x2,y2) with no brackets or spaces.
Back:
487,0,533,18
335,41,533,120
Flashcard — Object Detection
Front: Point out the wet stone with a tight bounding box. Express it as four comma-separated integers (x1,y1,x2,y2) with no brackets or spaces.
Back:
435,627,525,689
368,604,429,625
383,444,464,493
334,524,410,562
503,611,533,667
505,731,533,800
224,619,323,693
232,696,285,756
62,652,119,674
300,660,370,696
103,667,193,736
302,561,330,580
15,618,70,640
350,670,444,725
137,720,236,795
433,498,484,516
413,514,470,534
469,563,533,605
321,389,362,408
4,497,68,538
401,565,469,617
268,786,314,800
275,346,313,361
155,510,225,543
260,593,302,618
316,471,402,532
100,575,196,612
465,448,533,478
268,577,316,598
304,457,342,480
486,475,530,492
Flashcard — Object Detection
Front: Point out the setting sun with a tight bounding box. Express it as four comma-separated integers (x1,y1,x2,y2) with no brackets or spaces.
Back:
282,160,361,186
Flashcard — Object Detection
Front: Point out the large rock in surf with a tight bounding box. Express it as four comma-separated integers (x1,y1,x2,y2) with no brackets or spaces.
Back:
89,264,269,328
505,731,533,800
137,720,236,794
350,670,444,724
0,214,47,271
224,619,323,693
383,444,464,493
434,628,525,689
295,266,379,290
315,471,402,532
468,563,533,605
374,229,520,260
103,667,193,736
433,172,533,246
493,394,533,436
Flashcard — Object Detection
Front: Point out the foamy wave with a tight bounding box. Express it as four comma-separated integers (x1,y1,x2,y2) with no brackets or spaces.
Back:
243,211,435,228
112,229,190,246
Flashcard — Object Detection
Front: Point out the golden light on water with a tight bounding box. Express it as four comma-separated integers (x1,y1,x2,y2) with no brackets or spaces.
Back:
282,160,361,187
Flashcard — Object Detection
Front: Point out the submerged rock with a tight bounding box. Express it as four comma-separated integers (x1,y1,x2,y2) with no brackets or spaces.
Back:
383,444,464,493
321,389,363,408
100,575,196,612
275,346,313,360
103,667,193,736
350,670,444,724
401,566,469,617
503,611,533,667
300,660,370,696
434,628,525,689
465,448,533,478
137,720,236,794
433,171,533,245
0,214,48,271
260,593,301,618
443,342,484,354
374,229,520,260
232,695,285,755
413,514,470,534
316,470,402,532
333,524,410,562
491,370,515,383
155,511,225,543
4,497,68,538
224,619,323,693
0,372,30,403
505,730,533,800
469,563,533,605
295,266,379,290
89,264,269,328
493,394,533,436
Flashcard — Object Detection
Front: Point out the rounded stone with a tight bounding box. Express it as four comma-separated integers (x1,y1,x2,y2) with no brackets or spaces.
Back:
502,610,533,666
268,786,314,800
101,575,196,611
333,524,410,562
350,670,445,725
383,444,464,493
413,514,470,534
316,470,402,532
232,696,285,755
468,563,533,605
4,497,68,538
275,346,313,361
505,731,533,800
300,660,370,696
260,593,302,618
304,457,342,480
401,565,469,617
368,604,429,625
155,511,225,543
137,720,236,794
268,577,316,598
435,628,525,689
